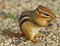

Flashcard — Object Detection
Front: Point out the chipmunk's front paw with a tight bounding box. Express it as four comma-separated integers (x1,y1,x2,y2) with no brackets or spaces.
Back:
35,33,45,38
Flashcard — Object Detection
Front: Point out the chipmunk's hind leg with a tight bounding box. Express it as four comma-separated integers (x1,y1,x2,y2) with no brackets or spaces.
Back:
30,33,45,43
31,39,40,43
30,36,40,43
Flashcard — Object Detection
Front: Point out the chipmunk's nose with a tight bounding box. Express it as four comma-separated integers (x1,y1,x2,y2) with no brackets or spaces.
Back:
51,14,56,19
53,15,56,19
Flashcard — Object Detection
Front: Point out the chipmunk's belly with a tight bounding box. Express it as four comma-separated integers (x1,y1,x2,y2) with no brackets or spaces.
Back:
21,21,41,40
31,27,41,37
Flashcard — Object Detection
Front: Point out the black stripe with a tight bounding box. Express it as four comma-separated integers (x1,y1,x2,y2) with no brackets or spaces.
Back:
20,19,31,26
19,11,31,23
19,14,30,26
19,10,35,27
19,15,29,21
19,10,35,21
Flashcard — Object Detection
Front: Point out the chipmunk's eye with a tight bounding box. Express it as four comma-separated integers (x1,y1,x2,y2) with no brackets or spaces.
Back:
44,13,50,16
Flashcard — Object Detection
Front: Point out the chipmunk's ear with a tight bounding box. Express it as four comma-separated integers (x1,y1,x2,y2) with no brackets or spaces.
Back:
37,5,43,8
35,5,42,14
37,5,50,11
37,5,46,9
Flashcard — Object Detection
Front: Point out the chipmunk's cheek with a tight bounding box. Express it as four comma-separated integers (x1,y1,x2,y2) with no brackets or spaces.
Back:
39,21,49,26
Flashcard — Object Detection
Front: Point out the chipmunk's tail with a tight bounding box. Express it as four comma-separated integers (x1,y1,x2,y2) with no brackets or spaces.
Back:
1,29,23,38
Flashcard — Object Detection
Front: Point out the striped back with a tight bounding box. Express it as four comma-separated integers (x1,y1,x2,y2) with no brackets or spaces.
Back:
19,11,34,26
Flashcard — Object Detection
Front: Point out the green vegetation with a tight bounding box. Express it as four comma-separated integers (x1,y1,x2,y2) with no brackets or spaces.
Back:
6,13,15,18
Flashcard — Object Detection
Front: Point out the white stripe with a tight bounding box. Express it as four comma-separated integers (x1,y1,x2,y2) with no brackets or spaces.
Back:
20,17,30,24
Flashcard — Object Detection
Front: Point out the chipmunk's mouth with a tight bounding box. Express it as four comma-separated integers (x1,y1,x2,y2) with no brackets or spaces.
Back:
47,18,53,23
47,19,53,26
48,24,52,26
47,20,51,23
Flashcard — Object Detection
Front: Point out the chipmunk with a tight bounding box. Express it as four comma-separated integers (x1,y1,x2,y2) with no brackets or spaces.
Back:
2,5,56,43
19,5,56,43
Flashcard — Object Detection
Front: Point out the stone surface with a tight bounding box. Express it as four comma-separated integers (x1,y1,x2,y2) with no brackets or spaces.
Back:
0,0,60,46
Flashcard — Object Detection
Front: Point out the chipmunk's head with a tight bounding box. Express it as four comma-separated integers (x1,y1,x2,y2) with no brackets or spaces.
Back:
34,5,56,26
